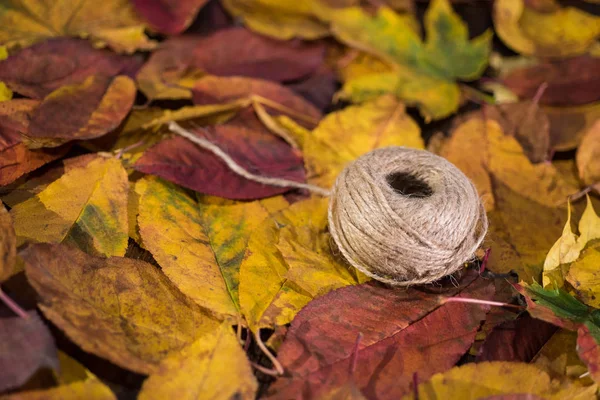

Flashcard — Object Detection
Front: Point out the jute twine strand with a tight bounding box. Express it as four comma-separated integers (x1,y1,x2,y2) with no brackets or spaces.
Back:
169,122,487,286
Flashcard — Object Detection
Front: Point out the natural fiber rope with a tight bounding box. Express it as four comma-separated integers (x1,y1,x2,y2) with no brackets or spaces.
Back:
169,122,487,286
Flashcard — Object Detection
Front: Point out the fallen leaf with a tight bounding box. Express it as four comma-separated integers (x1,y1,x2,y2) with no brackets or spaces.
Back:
566,244,600,308
577,120,600,186
138,323,257,400
0,45,12,102
137,27,326,100
0,311,59,392
0,0,155,53
532,329,588,381
0,201,16,282
286,66,337,112
135,175,287,318
134,110,307,200
577,325,600,384
0,38,143,99
240,196,362,332
10,155,129,257
221,0,330,40
132,0,209,35
324,0,491,119
545,101,600,151
20,243,220,375
0,99,68,186
502,56,600,106
493,0,600,58
267,271,494,399
303,95,423,188
24,75,136,149
407,361,597,400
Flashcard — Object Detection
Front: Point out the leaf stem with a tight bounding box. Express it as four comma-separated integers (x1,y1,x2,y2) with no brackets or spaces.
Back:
0,288,29,319
349,332,363,376
255,329,284,376
440,296,524,310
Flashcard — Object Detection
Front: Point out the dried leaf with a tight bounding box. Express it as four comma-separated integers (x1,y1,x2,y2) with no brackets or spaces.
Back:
577,120,600,186
136,176,287,318
0,201,16,282
577,325,600,384
0,38,143,99
240,197,362,332
132,0,209,35
138,323,257,400
407,361,597,399
267,272,494,399
137,28,325,100
304,95,423,188
545,101,600,151
0,100,68,186
20,243,220,375
567,244,600,308
0,312,59,392
135,110,307,200
24,75,136,149
493,0,600,58
532,329,588,381
0,0,155,53
326,0,491,119
502,56,600,106
10,155,129,257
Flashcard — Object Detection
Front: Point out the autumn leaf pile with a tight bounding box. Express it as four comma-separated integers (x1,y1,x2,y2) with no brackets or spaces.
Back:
1,0,600,399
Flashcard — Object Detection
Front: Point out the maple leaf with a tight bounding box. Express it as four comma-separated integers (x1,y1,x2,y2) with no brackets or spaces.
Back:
493,0,600,58
132,0,209,35
0,0,156,53
138,323,257,400
20,243,220,375
10,155,129,257
267,270,494,399
0,38,143,99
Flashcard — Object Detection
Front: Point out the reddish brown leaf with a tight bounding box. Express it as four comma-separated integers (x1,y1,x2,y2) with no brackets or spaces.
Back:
0,38,143,99
502,56,600,107
132,0,209,35
0,311,59,392
577,325,600,384
476,315,557,362
24,75,136,149
287,66,338,112
267,271,494,399
134,109,306,200
0,100,68,186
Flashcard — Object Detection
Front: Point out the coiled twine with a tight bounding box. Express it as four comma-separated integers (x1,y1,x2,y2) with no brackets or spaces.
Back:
328,147,488,285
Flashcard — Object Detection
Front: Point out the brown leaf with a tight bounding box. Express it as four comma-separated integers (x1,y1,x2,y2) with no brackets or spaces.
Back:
132,0,209,35
502,56,600,106
267,271,494,399
20,243,220,374
545,102,600,151
0,38,143,100
134,110,307,200
137,27,325,100
577,119,600,186
0,201,16,282
24,75,136,149
0,100,68,186
0,312,59,392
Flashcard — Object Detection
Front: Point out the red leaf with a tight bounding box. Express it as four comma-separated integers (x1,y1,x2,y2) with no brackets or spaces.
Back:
267,271,495,399
0,311,59,392
0,100,68,186
134,109,306,200
287,66,338,113
502,56,600,106
0,38,143,99
476,315,557,362
577,325,600,384
132,0,209,35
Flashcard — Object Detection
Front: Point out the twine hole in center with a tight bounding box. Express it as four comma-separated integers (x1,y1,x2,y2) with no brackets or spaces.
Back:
386,172,433,198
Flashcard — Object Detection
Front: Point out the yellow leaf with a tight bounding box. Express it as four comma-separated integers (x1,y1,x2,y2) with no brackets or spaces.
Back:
0,0,155,53
221,0,329,40
494,0,600,58
406,361,597,400
136,176,287,319
577,120,600,186
0,46,12,102
138,323,257,400
10,155,129,257
532,329,590,381
304,95,423,188
0,201,16,282
567,243,600,308
20,243,219,375
239,197,362,331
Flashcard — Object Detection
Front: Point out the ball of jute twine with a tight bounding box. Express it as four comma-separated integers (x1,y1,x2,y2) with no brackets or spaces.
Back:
169,122,488,286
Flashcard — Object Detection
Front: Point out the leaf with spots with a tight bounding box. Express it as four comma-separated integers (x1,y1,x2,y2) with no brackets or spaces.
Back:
10,155,129,257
